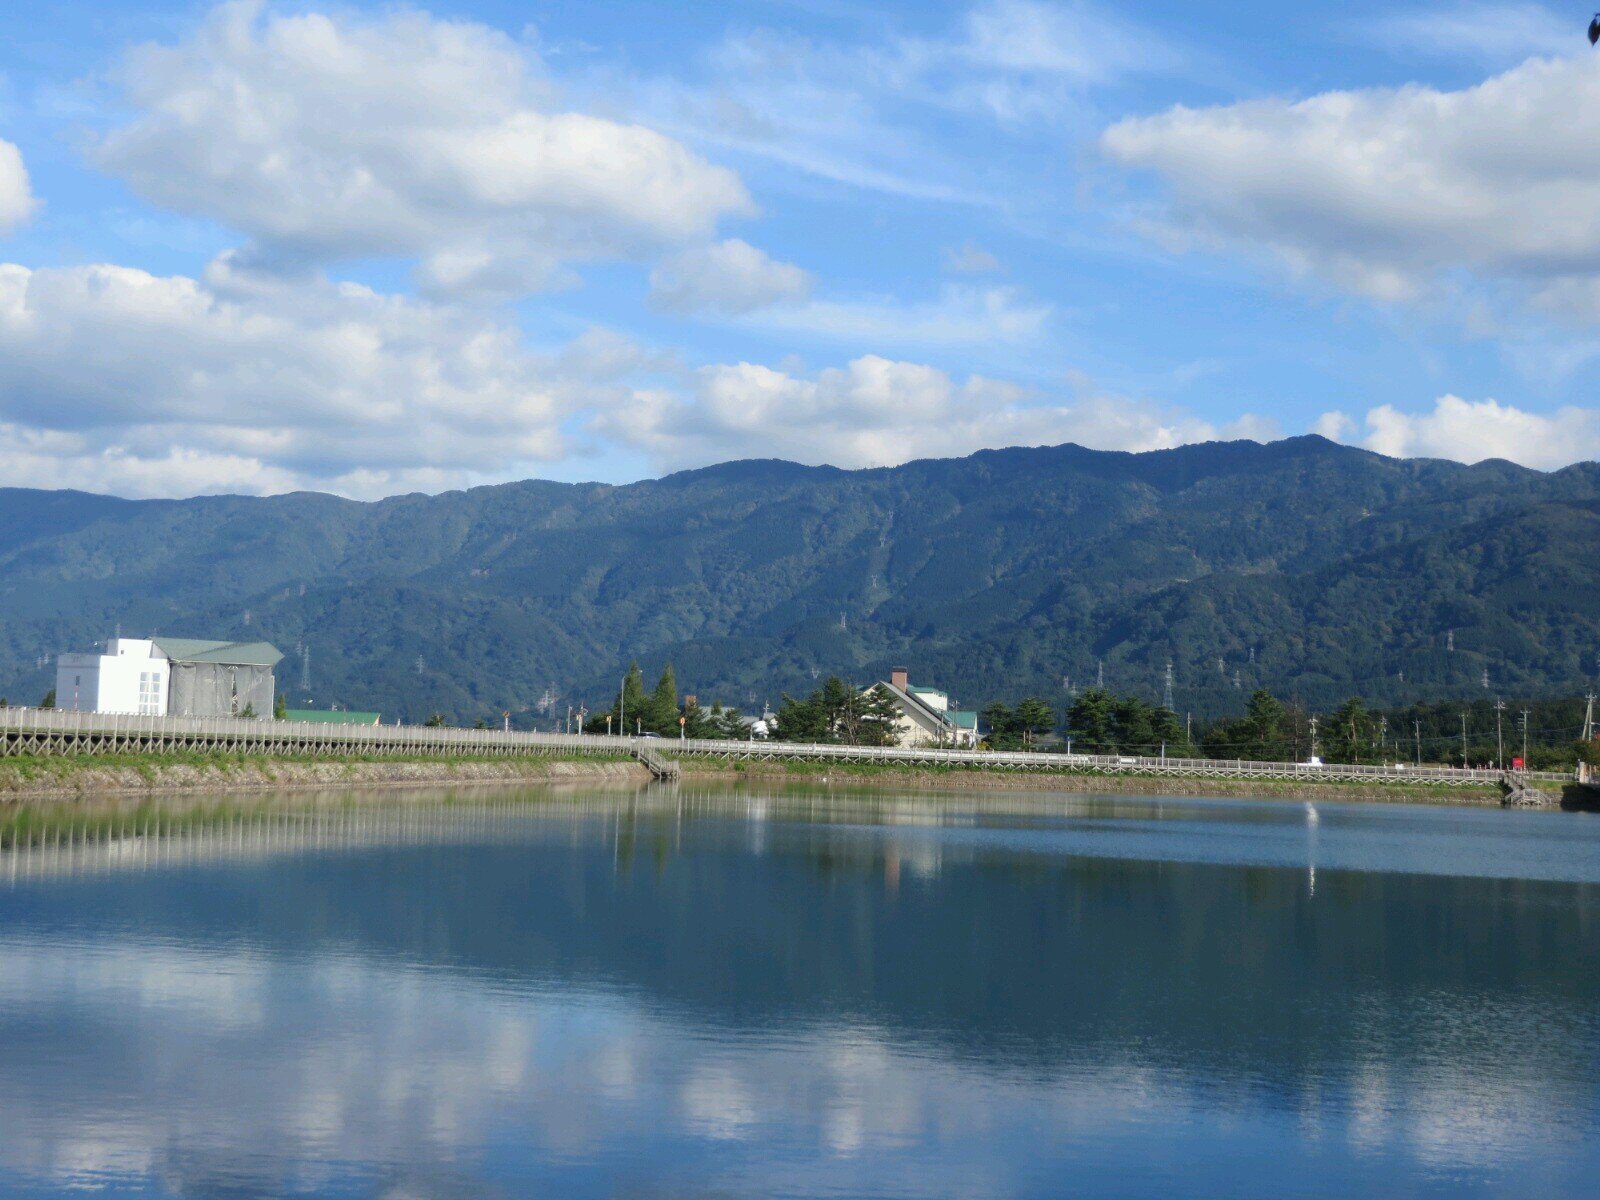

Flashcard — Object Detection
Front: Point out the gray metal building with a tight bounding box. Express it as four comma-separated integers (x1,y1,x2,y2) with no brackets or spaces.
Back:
152,638,283,718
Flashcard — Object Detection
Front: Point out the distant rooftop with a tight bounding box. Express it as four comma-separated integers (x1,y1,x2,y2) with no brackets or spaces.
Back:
285,709,381,725
152,637,284,668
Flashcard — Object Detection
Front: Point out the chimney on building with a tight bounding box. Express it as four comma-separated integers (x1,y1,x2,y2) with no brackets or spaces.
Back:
891,668,909,691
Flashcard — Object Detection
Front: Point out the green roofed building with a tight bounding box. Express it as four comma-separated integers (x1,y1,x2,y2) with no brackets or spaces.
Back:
285,709,382,726
874,668,980,748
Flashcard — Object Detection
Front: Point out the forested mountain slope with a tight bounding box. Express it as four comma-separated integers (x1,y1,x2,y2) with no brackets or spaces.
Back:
1,437,1594,722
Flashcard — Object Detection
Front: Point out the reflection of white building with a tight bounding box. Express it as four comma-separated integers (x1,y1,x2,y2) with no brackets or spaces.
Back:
876,669,979,748
55,636,283,718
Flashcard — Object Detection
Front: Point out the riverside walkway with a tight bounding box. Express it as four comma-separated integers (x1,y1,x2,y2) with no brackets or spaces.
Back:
0,706,1572,788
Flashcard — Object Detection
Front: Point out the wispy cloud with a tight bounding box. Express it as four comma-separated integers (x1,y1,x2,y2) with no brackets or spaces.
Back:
740,284,1050,347
1355,3,1574,65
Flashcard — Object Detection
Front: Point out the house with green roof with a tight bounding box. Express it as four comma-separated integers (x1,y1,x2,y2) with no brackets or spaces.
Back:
876,669,980,748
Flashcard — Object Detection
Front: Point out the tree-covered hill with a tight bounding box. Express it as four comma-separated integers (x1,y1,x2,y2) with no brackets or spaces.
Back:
1,436,1595,724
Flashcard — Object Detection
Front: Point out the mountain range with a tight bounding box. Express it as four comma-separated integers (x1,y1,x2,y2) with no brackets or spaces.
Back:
1,435,1596,723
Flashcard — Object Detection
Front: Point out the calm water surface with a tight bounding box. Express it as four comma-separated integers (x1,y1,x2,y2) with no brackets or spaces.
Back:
1,787,1598,1198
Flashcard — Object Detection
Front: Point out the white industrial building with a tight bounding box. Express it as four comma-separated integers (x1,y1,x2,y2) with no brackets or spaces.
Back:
55,636,282,718
55,639,171,716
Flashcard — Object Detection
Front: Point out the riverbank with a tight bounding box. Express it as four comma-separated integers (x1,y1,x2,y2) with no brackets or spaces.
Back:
0,752,649,801
0,749,1547,807
680,759,1507,805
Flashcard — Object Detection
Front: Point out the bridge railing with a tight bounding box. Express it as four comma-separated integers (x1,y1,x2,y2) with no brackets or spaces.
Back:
0,706,1575,783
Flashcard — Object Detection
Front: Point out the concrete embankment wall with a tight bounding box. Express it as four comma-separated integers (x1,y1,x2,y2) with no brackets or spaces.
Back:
681,762,1505,805
0,757,650,802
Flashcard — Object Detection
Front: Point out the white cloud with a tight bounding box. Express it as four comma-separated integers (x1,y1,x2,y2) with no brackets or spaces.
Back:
597,354,1243,471
962,0,1178,85
942,241,1003,275
1321,395,1600,468
1360,4,1572,65
93,1,753,297
0,137,36,233
648,239,811,315
1101,54,1600,313
595,1,1176,207
747,284,1050,347
0,256,622,498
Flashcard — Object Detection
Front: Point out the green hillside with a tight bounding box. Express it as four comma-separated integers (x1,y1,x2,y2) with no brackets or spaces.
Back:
1,437,1595,724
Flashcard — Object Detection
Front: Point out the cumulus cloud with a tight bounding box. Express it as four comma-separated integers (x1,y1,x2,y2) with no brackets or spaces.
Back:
1320,395,1600,468
0,256,626,498
648,239,811,315
1102,54,1600,312
596,354,1245,471
92,1,753,297
0,138,36,233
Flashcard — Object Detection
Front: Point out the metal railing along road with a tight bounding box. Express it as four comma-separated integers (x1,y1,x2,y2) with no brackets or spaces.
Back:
0,706,1575,785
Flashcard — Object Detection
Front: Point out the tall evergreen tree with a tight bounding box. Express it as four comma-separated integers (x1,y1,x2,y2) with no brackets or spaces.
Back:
647,664,679,734
1014,697,1056,748
1067,688,1116,753
982,701,1017,748
1327,697,1374,764
1243,689,1288,760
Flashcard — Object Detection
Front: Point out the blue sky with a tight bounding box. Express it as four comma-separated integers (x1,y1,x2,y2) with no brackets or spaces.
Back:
1,0,1598,497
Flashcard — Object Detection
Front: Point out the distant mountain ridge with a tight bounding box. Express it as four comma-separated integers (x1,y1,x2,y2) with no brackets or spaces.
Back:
1,436,1596,723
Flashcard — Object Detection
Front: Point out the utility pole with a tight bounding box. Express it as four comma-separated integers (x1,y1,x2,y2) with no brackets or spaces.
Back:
1494,700,1506,769
1379,716,1388,762
1163,661,1174,711
1461,712,1469,768
1414,718,1422,766
1309,715,1319,761
1583,694,1596,743
1521,707,1530,766
619,677,626,737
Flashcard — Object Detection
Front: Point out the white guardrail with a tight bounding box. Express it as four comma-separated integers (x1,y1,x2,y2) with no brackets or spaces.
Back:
0,705,1576,785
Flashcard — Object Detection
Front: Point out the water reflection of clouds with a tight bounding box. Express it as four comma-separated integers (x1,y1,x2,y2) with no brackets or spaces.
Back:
0,936,1589,1198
